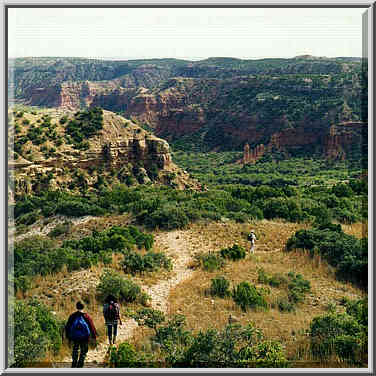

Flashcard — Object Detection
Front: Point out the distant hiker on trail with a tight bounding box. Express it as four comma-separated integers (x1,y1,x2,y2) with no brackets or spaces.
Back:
103,294,123,345
65,301,97,368
248,230,257,254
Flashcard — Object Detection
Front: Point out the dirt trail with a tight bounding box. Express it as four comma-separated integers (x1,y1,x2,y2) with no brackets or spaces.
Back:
13,215,96,243
57,229,197,367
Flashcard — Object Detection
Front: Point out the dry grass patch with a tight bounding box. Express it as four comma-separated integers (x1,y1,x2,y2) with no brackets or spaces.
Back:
167,220,365,365
342,221,368,239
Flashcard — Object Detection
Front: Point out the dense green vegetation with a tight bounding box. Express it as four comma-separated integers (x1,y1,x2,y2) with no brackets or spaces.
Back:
121,250,172,275
10,299,64,367
116,311,289,367
232,282,269,312
309,297,367,365
172,151,365,188
12,225,155,293
96,269,148,305
286,223,367,288
13,168,367,234
65,107,104,149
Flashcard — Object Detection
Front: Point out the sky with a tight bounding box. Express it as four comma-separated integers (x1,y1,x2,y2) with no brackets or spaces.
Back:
8,7,366,60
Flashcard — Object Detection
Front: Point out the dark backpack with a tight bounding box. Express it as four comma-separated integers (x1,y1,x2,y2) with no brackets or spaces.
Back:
248,233,256,242
69,314,90,341
105,302,118,321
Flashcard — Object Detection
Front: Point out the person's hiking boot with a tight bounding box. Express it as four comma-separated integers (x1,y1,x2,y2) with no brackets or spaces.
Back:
113,336,116,344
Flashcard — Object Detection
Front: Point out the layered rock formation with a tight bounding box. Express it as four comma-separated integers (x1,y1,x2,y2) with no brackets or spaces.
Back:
11,56,366,158
10,109,200,197
240,121,367,164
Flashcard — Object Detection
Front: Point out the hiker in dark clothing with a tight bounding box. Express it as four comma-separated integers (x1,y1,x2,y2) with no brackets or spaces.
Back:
103,294,122,345
65,301,97,368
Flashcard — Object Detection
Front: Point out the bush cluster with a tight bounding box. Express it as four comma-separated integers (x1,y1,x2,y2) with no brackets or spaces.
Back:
309,297,367,364
96,269,146,304
232,282,268,312
286,223,367,287
131,312,288,368
287,272,311,304
257,269,311,312
220,244,246,260
210,276,231,298
109,342,150,367
196,243,247,272
10,299,64,367
47,221,72,238
65,107,103,148
196,252,226,272
64,225,153,253
257,268,287,287
121,250,172,275
14,173,366,232
14,226,154,293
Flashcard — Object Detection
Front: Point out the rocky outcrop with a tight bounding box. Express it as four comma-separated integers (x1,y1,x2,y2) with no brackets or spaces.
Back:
241,143,266,164
11,109,200,196
324,122,367,161
91,85,206,140
240,121,367,164
102,135,171,170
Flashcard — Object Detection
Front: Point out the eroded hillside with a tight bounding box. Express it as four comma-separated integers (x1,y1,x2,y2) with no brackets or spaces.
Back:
9,107,200,199
9,56,367,159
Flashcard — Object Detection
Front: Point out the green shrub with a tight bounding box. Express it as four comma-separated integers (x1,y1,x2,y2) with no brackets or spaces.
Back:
287,272,311,304
14,275,32,293
96,269,142,303
257,268,286,287
309,313,364,362
99,250,112,265
286,226,367,287
47,221,72,238
15,210,40,226
210,276,231,298
180,323,288,368
257,268,270,284
277,297,295,313
268,273,287,288
331,183,353,198
132,308,165,329
232,282,268,312
144,206,189,230
121,251,172,275
197,252,225,272
11,299,63,367
11,300,45,367
56,200,105,217
341,297,367,326
220,244,246,260
109,342,148,367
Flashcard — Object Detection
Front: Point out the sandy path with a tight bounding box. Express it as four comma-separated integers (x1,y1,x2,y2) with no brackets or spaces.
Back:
56,229,197,367
13,215,96,243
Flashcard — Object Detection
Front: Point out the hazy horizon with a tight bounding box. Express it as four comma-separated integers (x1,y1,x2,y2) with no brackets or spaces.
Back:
8,54,363,61
8,8,365,60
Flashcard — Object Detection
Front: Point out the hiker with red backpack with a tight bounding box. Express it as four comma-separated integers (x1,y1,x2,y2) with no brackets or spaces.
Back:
103,294,122,345
65,301,97,368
